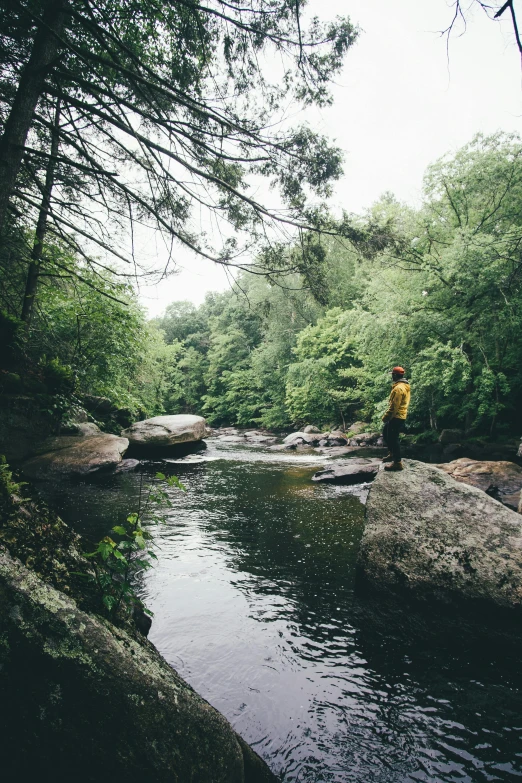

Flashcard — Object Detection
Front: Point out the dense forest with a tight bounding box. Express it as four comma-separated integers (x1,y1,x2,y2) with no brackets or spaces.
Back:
1,3,521,442
149,132,522,437
3,131,522,440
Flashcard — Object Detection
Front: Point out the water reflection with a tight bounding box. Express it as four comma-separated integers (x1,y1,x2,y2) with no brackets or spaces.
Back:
35,441,522,782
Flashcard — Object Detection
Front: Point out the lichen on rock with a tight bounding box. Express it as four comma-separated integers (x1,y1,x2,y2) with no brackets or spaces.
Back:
358,460,522,613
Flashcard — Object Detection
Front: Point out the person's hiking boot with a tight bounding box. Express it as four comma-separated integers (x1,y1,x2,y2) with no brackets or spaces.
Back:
381,452,393,462
384,461,403,471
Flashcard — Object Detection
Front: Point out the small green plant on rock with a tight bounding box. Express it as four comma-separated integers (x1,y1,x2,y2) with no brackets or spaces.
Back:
86,472,185,620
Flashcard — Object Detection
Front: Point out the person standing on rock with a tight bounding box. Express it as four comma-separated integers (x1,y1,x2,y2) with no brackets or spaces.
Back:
382,366,411,471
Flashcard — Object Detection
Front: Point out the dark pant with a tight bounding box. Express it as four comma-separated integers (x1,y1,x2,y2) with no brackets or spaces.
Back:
383,418,406,462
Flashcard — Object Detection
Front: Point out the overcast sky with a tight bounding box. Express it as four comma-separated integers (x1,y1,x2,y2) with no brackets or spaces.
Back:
141,0,522,317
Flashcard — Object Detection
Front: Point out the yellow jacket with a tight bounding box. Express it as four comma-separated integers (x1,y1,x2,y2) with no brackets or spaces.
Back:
382,380,410,422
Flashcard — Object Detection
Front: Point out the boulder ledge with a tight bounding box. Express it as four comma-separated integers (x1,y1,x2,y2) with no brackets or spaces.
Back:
21,424,129,478
0,548,277,782
358,460,522,611
122,414,207,448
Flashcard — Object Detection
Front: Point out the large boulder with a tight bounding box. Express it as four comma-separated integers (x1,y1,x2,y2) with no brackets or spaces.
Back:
0,548,276,783
21,424,128,478
283,431,317,445
122,414,207,448
358,460,522,612
312,460,380,484
435,458,522,511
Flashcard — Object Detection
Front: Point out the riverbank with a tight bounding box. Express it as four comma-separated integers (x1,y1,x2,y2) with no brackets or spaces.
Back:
0,460,277,783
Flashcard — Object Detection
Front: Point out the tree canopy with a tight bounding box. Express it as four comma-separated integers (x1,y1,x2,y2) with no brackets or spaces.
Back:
152,133,522,438
0,0,357,288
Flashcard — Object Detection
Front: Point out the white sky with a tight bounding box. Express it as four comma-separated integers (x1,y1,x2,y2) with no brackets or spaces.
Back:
140,0,522,317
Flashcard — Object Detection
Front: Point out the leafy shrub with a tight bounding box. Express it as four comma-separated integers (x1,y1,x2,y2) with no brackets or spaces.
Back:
86,472,185,620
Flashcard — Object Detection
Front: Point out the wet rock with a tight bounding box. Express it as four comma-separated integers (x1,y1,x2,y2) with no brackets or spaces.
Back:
518,439,522,459
346,432,381,446
21,426,129,479
242,430,277,444
435,458,522,511
122,414,207,449
314,446,353,457
283,430,347,448
312,460,380,484
113,458,140,473
0,549,277,783
359,460,522,612
439,429,465,444
283,431,315,445
345,421,369,437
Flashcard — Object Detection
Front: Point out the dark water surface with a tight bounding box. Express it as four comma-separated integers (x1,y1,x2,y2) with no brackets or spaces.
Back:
36,440,522,782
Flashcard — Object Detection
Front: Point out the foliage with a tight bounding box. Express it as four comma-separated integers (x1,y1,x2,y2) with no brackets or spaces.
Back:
0,0,358,282
0,455,26,500
285,308,362,427
86,471,185,620
150,133,522,437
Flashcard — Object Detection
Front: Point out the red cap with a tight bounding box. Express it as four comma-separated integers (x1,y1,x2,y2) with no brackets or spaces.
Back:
392,366,405,374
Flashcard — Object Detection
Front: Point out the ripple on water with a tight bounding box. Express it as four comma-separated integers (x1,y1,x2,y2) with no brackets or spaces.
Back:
36,442,522,783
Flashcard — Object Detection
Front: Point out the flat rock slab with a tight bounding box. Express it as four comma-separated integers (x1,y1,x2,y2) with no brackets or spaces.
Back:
359,460,522,611
312,460,380,484
435,457,522,493
22,432,129,478
122,414,206,448
435,458,522,511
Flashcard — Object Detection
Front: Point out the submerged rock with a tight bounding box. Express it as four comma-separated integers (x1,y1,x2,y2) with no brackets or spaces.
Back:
122,414,207,449
0,549,277,783
312,460,380,484
21,424,129,478
435,457,522,512
113,458,140,473
358,460,522,612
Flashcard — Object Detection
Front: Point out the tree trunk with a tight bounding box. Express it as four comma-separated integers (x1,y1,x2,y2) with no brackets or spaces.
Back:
0,0,66,238
21,98,61,324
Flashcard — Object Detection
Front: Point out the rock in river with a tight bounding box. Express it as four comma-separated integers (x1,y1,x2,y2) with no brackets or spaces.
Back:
312,460,380,484
21,423,128,478
0,548,276,783
358,460,522,612
122,414,207,448
435,457,522,512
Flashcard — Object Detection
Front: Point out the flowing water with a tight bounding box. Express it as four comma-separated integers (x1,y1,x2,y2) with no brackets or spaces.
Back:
36,439,522,782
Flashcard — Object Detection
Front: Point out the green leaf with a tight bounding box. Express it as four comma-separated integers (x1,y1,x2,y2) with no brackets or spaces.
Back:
102,594,117,611
112,525,127,535
168,475,186,491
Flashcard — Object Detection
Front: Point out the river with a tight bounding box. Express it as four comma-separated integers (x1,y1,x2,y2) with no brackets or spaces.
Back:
36,438,522,782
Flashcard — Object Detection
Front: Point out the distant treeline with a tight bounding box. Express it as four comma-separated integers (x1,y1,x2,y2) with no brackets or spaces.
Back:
2,133,521,439
152,133,522,437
